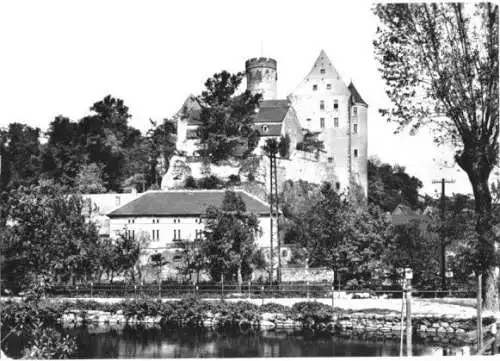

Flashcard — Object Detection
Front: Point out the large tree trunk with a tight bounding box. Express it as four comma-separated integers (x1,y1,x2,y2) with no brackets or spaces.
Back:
458,147,499,311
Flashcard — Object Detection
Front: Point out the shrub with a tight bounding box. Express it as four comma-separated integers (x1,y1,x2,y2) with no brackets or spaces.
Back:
184,176,197,189
259,303,292,316
197,175,223,189
291,301,334,324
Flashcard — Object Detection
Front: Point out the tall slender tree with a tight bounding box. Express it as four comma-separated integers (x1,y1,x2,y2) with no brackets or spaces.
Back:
374,3,499,309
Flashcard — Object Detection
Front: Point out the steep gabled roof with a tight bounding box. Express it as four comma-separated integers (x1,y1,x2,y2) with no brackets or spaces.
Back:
108,189,271,217
289,50,350,97
348,82,368,107
254,99,289,124
176,95,203,126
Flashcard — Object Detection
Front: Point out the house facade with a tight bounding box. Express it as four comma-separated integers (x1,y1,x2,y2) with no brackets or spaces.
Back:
107,189,274,253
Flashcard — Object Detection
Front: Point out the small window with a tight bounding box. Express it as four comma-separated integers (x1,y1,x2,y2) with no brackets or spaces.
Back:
353,124,358,134
320,69,325,74
333,100,339,110
156,230,160,240
306,118,311,122
320,100,325,110
282,249,288,258
335,182,341,190
152,230,155,240
262,125,268,132
328,157,333,163
326,84,331,90
320,118,325,129
312,84,318,91
354,149,359,158
334,118,339,127
353,107,358,116
132,230,135,240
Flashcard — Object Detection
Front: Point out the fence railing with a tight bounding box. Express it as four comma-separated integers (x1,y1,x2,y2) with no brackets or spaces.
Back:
0,282,476,300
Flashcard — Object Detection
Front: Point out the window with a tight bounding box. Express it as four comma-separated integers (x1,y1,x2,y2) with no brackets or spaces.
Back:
320,100,325,110
354,149,359,158
352,106,358,117
195,230,203,239
306,118,311,122
320,69,325,74
334,118,339,127
174,229,180,240
320,118,325,129
262,125,268,132
131,230,135,240
335,182,341,190
152,230,155,240
333,100,338,111
326,84,331,90
115,196,121,207
282,249,288,258
186,129,198,139
156,230,160,240
353,124,358,134
328,157,333,163
312,84,317,91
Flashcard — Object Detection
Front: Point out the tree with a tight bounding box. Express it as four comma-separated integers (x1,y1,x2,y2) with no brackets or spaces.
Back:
201,191,261,287
374,3,499,309
1,180,100,286
75,163,107,193
368,157,424,212
95,235,140,283
176,241,206,283
196,71,262,163
296,130,325,159
0,123,42,190
278,134,291,159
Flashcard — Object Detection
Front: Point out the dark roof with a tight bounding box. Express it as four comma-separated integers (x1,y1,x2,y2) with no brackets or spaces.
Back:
390,204,427,225
108,190,271,217
254,99,289,124
348,82,368,107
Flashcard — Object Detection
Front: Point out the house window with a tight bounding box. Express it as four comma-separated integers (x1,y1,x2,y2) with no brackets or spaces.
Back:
195,230,203,239
282,249,288,258
353,124,358,134
312,84,317,91
156,230,160,240
320,69,325,74
352,107,358,117
326,84,331,90
354,149,359,158
173,229,178,240
320,100,325,110
333,100,338,110
152,230,155,240
320,118,325,129
262,125,268,133
306,118,311,122
335,182,341,190
328,157,333,163
334,118,339,127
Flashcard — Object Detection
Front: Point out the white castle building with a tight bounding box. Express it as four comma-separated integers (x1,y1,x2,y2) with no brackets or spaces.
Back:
170,50,368,196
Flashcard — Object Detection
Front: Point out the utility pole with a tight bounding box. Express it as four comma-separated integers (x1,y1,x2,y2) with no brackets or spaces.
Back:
431,178,455,291
269,155,274,285
273,152,281,283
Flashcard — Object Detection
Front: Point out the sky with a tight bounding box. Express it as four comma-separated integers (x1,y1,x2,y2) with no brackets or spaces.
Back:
0,0,487,196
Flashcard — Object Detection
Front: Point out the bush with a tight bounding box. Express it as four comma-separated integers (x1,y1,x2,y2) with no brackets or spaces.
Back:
197,175,223,189
227,174,241,185
184,176,197,189
259,302,292,315
291,301,334,325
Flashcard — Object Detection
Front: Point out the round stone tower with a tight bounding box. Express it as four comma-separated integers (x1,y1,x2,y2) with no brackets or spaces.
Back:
245,57,277,100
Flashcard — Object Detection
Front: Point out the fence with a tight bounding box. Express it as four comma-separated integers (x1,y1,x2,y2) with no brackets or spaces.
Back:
0,281,476,300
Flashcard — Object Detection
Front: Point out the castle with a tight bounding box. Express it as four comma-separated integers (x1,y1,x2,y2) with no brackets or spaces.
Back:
166,50,368,196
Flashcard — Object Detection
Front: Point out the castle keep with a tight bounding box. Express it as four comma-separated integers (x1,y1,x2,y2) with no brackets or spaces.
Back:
170,50,368,196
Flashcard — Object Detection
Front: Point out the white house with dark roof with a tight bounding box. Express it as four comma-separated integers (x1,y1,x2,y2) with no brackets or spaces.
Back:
107,189,273,252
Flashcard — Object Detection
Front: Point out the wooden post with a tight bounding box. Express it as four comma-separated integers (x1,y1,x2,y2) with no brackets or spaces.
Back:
331,285,335,309
406,283,412,357
221,274,224,301
477,274,483,351
400,286,405,357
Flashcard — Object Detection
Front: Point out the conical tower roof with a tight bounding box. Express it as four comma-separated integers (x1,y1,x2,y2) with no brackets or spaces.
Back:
348,82,368,106
289,50,350,96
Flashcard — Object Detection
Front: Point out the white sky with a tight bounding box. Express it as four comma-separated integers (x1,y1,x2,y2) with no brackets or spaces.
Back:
0,0,483,196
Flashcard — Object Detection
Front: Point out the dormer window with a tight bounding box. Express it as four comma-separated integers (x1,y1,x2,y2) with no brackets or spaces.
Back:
262,125,269,133
312,84,318,91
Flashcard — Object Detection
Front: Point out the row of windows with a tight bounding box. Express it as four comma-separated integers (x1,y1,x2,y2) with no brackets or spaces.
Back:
312,83,333,91
307,117,358,133
317,101,360,114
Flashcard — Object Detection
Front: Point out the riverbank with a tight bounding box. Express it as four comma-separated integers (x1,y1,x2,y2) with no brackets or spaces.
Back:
2,297,495,347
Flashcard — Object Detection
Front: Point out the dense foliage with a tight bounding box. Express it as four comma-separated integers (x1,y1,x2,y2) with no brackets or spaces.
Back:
196,71,262,163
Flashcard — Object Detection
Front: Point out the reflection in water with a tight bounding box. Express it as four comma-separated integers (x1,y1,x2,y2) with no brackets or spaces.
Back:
4,325,462,358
